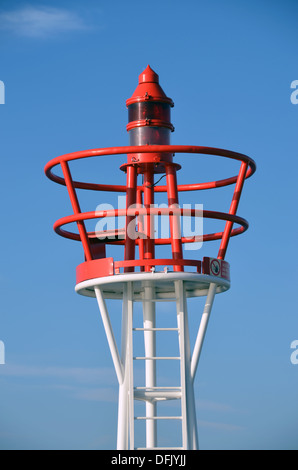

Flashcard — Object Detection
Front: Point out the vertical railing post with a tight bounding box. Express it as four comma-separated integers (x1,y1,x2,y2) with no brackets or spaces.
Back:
137,189,145,271
218,161,248,260
166,164,183,271
124,165,137,272
61,160,93,261
143,169,155,272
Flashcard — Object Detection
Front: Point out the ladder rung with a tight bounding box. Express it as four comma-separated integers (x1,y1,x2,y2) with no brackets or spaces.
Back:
133,356,181,360
134,389,182,401
133,328,179,331
134,386,181,390
136,447,184,450
135,416,182,420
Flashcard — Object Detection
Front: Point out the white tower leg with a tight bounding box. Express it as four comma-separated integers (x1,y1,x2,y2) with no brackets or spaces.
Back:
142,282,157,448
191,282,217,379
117,284,130,449
175,280,199,449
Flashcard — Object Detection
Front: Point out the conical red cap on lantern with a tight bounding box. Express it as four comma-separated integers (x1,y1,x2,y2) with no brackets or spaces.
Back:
126,65,174,107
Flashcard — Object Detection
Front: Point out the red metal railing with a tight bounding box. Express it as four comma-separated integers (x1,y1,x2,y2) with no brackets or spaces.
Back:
45,145,255,278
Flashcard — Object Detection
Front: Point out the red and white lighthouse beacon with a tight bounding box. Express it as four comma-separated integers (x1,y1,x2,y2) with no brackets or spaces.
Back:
123,65,182,274
45,66,256,450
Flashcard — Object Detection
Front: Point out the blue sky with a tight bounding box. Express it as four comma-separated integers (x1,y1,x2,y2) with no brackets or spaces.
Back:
0,0,297,450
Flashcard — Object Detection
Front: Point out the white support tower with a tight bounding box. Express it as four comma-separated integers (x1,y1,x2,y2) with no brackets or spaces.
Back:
76,271,229,450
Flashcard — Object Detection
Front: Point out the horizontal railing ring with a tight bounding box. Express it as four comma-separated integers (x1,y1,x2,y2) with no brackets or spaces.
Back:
114,259,201,273
44,145,256,193
53,207,248,245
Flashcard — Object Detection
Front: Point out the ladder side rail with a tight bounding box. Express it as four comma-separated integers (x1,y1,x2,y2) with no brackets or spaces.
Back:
127,282,135,450
117,284,130,449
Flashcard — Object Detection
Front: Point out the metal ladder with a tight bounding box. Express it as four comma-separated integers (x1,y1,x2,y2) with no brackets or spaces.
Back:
128,280,197,450
95,280,199,450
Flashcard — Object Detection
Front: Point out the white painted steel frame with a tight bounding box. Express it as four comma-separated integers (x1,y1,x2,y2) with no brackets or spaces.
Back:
175,280,199,449
142,282,157,448
91,273,225,450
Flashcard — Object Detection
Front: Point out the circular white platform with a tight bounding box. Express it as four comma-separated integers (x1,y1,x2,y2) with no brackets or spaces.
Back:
75,271,230,300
